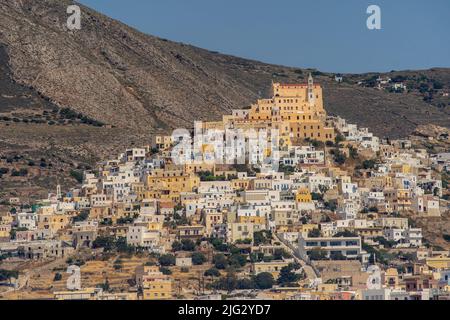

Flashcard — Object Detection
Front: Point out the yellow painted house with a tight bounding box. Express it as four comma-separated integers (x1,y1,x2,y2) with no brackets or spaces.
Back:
299,224,319,235
37,213,71,233
296,188,312,203
426,257,450,270
391,163,411,174
146,169,200,201
0,212,14,225
252,260,290,278
0,224,11,238
152,135,173,151
136,265,173,300
231,179,251,191
227,222,254,243
237,215,266,225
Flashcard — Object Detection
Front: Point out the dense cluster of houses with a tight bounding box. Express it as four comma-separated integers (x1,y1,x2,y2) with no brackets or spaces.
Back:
1,76,448,300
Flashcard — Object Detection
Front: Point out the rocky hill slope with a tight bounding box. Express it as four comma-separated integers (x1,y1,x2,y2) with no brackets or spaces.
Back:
0,0,449,136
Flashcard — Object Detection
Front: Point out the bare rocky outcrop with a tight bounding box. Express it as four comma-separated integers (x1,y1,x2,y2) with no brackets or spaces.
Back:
0,0,448,137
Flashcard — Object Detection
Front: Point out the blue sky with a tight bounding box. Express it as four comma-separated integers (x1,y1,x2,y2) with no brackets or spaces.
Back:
78,0,450,73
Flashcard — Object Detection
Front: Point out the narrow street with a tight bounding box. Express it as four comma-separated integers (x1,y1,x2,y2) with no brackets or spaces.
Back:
275,234,320,282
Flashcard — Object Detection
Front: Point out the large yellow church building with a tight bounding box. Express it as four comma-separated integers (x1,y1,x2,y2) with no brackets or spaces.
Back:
202,74,335,147
249,74,334,143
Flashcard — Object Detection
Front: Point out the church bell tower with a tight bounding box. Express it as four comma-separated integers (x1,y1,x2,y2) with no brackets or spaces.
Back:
308,73,315,106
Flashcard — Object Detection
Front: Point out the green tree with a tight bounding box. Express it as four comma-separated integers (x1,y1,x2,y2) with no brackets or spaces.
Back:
98,279,110,292
254,272,275,289
324,200,337,212
113,259,123,271
433,81,443,90
0,269,19,284
117,216,134,225
349,146,358,159
362,159,376,169
235,238,252,245
335,134,345,145
172,241,183,252
210,238,229,252
253,230,272,246
228,254,247,268
204,268,221,277
72,210,89,223
334,230,358,237
212,270,238,292
279,164,295,174
191,252,207,265
213,254,228,269
115,237,134,253
158,254,176,266
159,267,172,275
308,228,322,238
69,170,83,183
273,249,291,260
223,270,238,292
236,278,255,289
92,236,116,252
374,236,396,248
277,265,301,286
53,272,62,281
333,151,347,165
250,252,264,263
181,239,196,251
311,192,323,201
